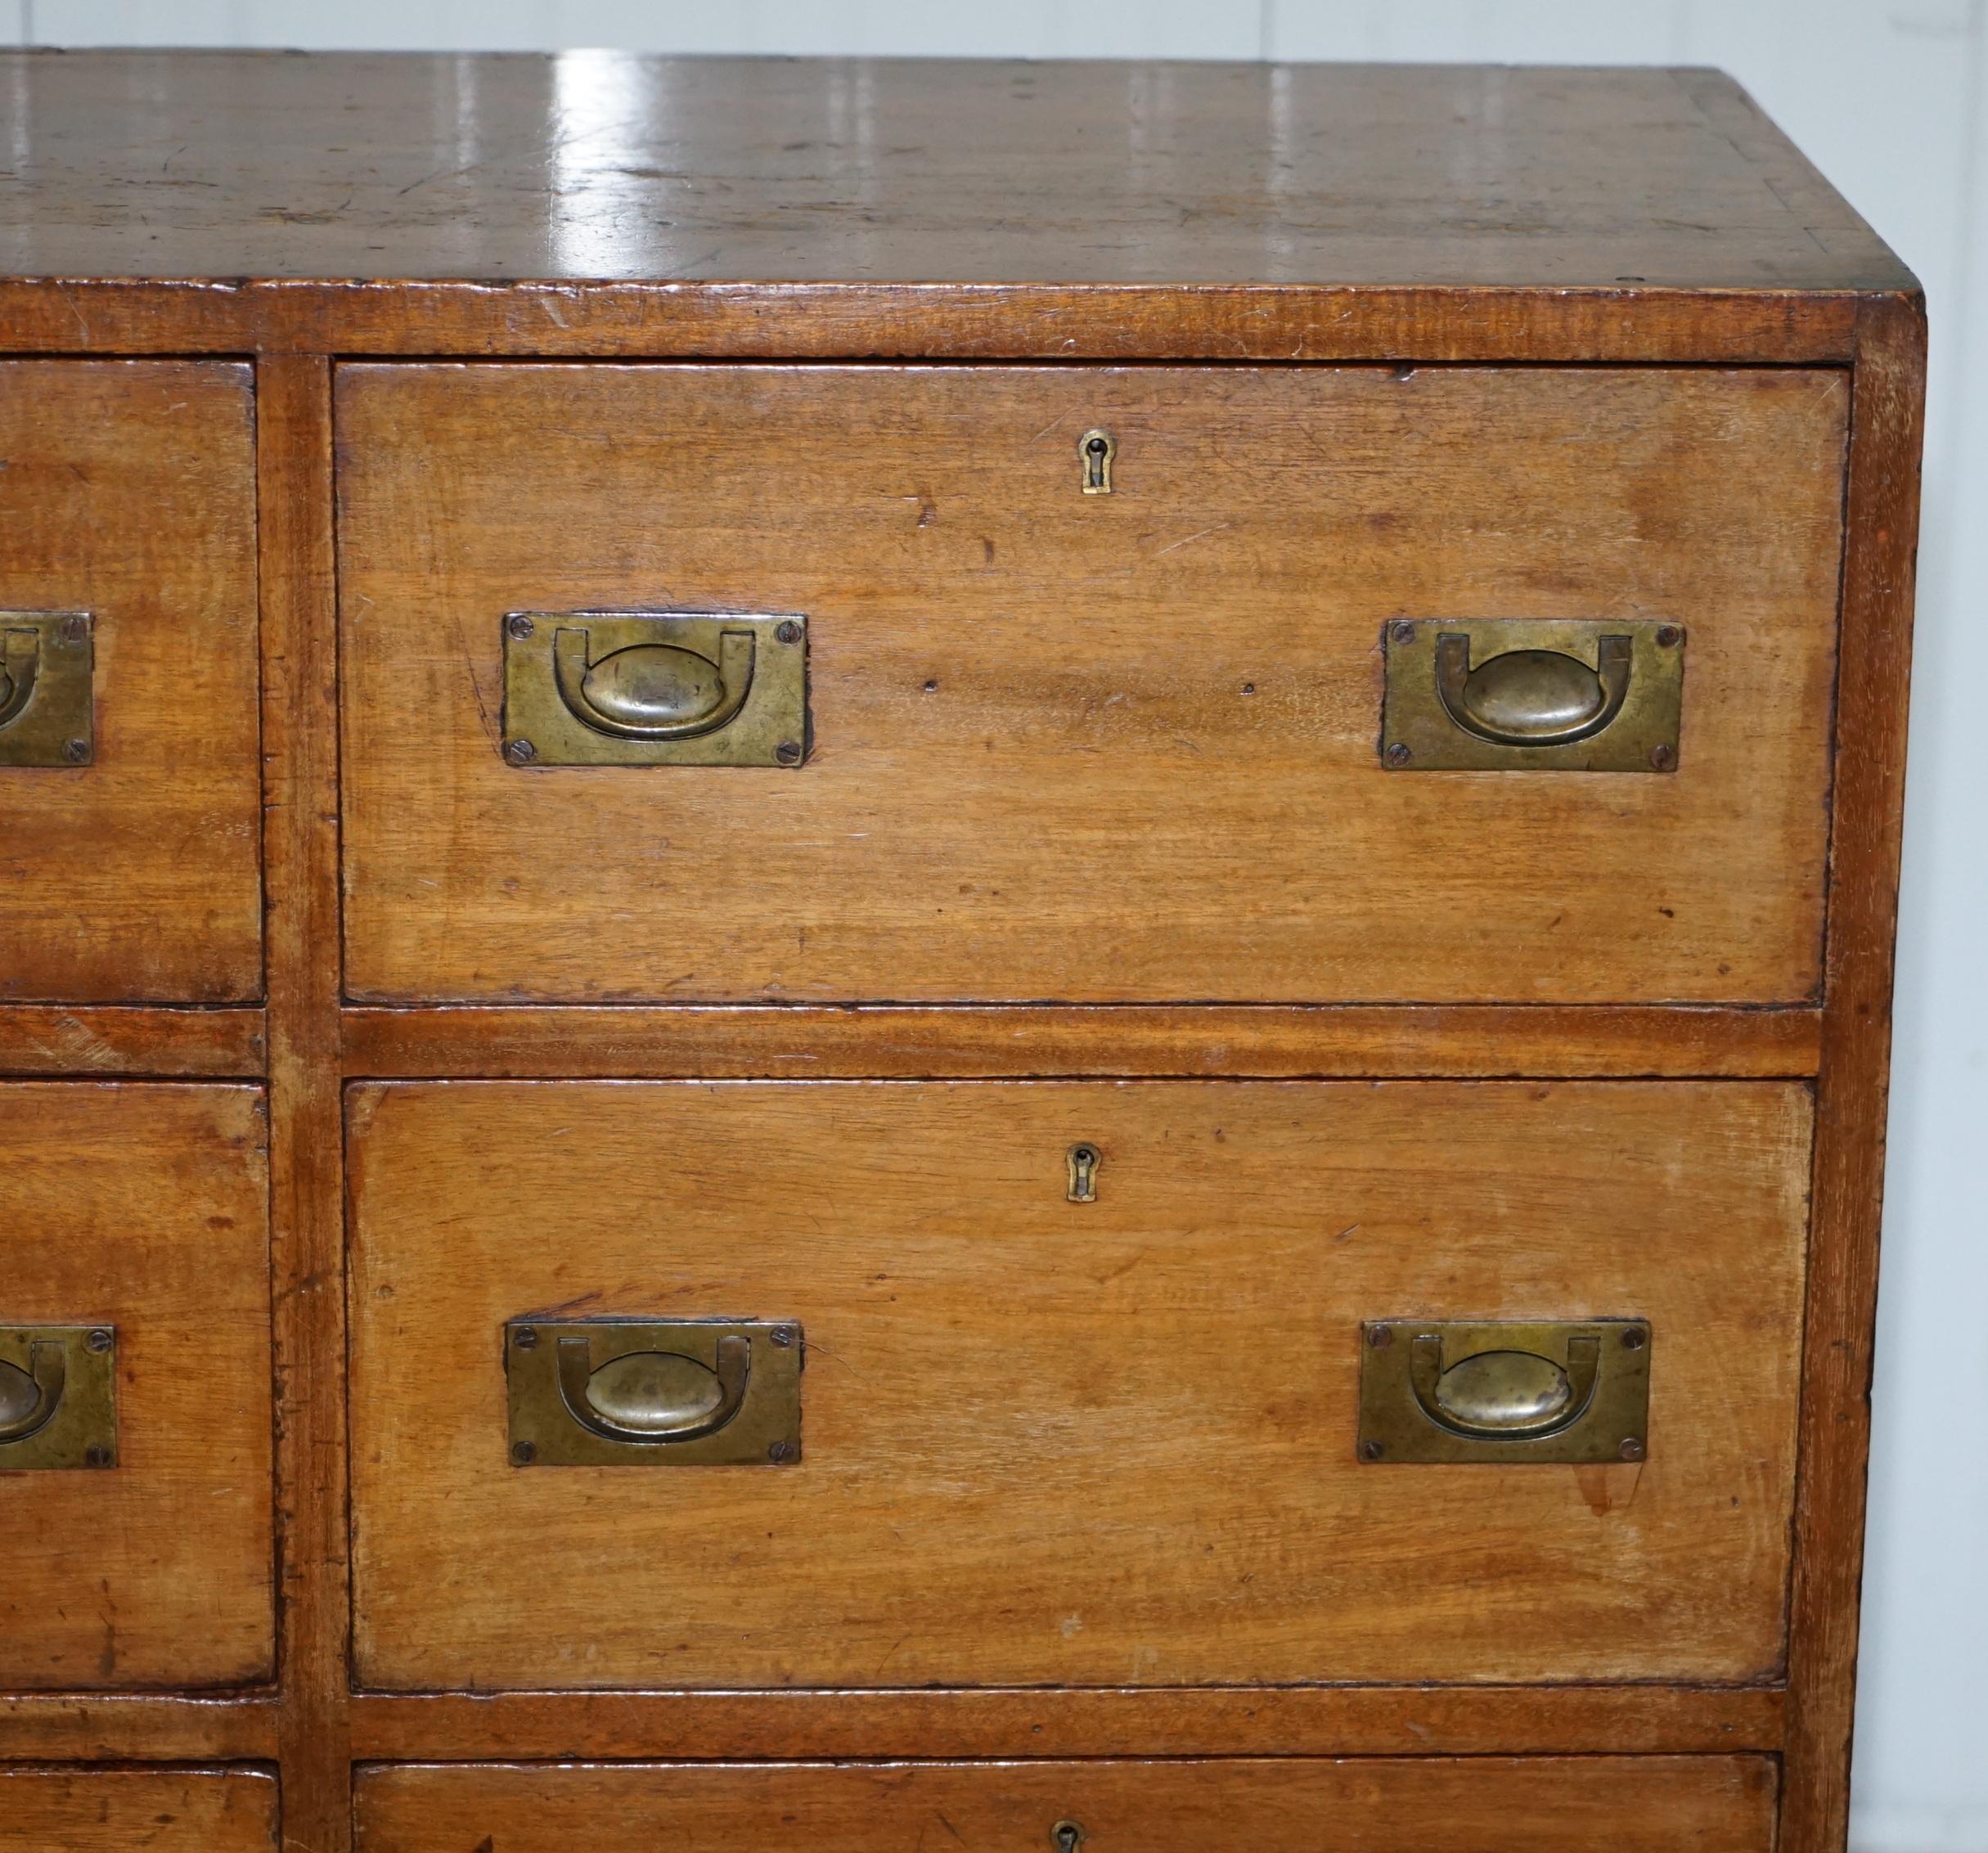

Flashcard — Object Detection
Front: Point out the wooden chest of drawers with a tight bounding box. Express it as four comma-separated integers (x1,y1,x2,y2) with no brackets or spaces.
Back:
0,50,1923,1853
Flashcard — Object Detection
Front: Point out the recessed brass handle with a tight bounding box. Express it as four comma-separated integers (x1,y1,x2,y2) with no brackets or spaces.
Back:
1434,630,1633,747
1359,1319,1648,1464
0,1338,65,1443
553,624,756,741
1408,1331,1601,1441
0,628,41,731
555,1331,752,1444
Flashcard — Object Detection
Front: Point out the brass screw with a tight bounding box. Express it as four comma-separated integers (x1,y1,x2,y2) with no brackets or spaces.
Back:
85,1446,113,1468
776,740,803,766
1655,624,1682,648
776,620,802,645
513,1326,537,1351
505,738,538,765
1360,1439,1385,1462
59,614,88,645
768,1440,799,1464
62,739,90,764
85,1329,113,1353
1391,620,1416,645
1366,1325,1392,1349
511,1441,537,1465
1385,743,1412,767
506,614,535,640
1618,1437,1646,1463
769,1325,798,1349
1649,743,1675,771
1621,1328,1647,1351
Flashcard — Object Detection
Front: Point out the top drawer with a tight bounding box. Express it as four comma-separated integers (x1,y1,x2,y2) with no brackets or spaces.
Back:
337,363,1845,1005
0,362,261,1003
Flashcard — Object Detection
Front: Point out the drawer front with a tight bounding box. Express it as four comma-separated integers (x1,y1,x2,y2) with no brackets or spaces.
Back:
348,1079,1808,1691
0,1085,273,1688
353,1757,1778,1852
338,362,1844,1006
0,1770,277,1851
0,362,261,1003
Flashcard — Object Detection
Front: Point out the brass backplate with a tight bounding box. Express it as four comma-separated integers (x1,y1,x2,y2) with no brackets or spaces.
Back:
506,1318,803,1467
1358,1318,1650,1465
0,611,94,768
501,609,807,767
0,1325,117,1470
1380,618,1684,771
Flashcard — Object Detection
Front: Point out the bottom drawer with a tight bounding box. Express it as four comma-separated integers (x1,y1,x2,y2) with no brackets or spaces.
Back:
353,1757,1779,1851
0,1770,277,1851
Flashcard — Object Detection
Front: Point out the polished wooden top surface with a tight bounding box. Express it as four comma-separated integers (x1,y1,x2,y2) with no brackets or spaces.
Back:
0,52,1909,290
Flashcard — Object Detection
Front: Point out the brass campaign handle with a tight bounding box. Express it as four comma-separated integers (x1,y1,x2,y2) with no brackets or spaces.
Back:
1435,631,1633,747
0,628,41,731
555,1332,752,1444
1408,1331,1602,1441
552,625,757,740
0,1339,66,1443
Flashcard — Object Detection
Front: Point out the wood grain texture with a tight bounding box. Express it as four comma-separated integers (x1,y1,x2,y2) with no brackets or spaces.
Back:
0,278,1870,365
338,362,1846,1007
352,1756,1779,1853
340,1004,1823,1079
0,362,262,1003
1780,295,1927,1853
0,1006,264,1077
0,55,1908,291
0,1083,272,1689
346,1685,1784,1760
0,1695,277,1759
256,357,351,1851
0,1768,277,1852
348,1079,1811,1692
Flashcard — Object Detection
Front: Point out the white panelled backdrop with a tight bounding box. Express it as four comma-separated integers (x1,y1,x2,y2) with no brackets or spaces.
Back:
7,4,1980,1847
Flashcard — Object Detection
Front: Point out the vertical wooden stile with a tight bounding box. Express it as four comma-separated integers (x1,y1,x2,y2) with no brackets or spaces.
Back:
259,351,352,1852
1780,291,1927,1853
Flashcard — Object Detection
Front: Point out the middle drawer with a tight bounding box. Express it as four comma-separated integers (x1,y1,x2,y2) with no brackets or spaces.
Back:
347,1079,1808,1693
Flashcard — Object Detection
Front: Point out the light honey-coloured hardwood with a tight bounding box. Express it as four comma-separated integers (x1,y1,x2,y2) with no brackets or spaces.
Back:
0,1768,277,1852
0,53,1925,1853
0,362,262,1004
259,355,353,1848
0,56,1906,295
339,1002,1823,1079
0,1084,273,1689
338,363,1845,1007
347,1078,1811,1692
352,1756,1779,1852
344,1684,1784,1761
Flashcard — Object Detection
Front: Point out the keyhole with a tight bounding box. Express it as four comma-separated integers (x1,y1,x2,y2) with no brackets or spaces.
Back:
1078,429,1116,494
1067,1144,1100,1203
1052,1824,1086,1853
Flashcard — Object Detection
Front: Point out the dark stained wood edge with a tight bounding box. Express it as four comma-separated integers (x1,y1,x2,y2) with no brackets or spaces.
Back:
339,1005,1823,1081
345,1684,1785,1761
258,353,351,1851
0,1005,265,1077
0,281,1863,364
1779,292,1926,1853
0,1695,279,1760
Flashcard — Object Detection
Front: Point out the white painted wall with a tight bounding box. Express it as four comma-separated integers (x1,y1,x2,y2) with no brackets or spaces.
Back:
5,4,1978,1846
